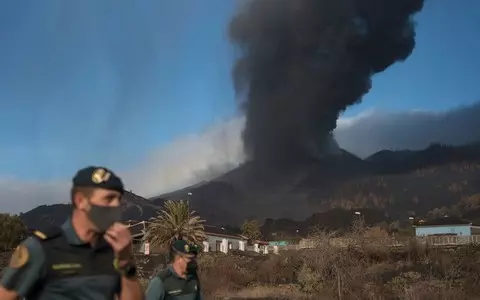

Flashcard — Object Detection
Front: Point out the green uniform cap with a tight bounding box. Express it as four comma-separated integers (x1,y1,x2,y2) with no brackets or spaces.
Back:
171,240,199,256
72,166,124,194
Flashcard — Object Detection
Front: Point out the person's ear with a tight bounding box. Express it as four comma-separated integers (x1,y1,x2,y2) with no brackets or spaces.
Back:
74,193,89,210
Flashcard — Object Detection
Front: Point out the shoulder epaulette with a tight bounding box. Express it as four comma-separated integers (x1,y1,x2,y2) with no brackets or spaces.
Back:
156,269,172,281
31,226,62,241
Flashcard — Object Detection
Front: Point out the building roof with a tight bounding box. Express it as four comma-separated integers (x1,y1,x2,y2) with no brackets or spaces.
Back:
204,225,247,240
255,240,269,245
125,220,147,238
125,221,247,241
415,216,476,227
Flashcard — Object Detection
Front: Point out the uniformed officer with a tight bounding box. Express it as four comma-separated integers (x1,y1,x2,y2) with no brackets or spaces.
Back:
0,166,144,300
145,240,203,300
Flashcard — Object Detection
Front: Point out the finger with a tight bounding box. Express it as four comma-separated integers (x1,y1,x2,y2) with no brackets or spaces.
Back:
107,224,126,235
106,228,118,237
105,231,131,246
104,233,123,247
113,227,132,241
112,222,128,231
104,234,116,246
109,224,129,236
104,231,120,242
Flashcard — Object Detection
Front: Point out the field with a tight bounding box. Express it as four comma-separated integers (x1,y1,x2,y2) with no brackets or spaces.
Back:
131,236,480,300
198,245,480,299
3,240,480,299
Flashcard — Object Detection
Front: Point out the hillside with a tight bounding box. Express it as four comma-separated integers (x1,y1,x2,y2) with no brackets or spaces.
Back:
20,143,480,231
20,190,160,230
152,143,480,225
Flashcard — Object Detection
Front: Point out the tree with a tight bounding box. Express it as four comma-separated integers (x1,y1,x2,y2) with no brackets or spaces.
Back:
0,214,27,251
147,200,206,247
241,219,262,241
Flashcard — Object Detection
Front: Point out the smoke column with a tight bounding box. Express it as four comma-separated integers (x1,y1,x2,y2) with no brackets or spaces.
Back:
230,0,424,165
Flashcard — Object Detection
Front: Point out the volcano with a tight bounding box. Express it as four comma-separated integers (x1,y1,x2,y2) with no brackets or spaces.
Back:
151,150,371,222
150,143,480,225
20,143,480,230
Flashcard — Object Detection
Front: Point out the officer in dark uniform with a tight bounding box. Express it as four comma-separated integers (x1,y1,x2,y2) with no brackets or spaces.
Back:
0,166,144,300
145,240,203,300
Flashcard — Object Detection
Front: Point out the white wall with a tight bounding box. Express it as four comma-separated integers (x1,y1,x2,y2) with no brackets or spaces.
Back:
135,233,247,253
205,234,246,252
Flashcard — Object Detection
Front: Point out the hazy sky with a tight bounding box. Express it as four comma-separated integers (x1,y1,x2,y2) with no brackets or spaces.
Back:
0,0,479,213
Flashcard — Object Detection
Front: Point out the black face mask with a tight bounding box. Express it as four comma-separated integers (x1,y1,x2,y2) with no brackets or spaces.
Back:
88,203,122,233
186,259,198,275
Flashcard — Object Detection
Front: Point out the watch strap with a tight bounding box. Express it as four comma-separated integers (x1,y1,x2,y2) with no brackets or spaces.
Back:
113,257,137,278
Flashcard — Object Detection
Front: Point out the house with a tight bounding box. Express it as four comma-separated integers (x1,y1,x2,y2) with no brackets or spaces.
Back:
268,240,288,247
125,220,151,253
254,240,271,254
414,217,480,237
203,225,248,252
125,220,147,238
125,221,248,253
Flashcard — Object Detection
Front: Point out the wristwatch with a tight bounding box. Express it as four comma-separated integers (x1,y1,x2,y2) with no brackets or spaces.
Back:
113,258,137,278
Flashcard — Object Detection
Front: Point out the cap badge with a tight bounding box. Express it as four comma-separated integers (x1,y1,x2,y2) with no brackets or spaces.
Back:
92,168,111,184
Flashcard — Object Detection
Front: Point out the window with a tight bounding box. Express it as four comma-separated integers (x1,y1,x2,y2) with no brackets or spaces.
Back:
215,240,221,252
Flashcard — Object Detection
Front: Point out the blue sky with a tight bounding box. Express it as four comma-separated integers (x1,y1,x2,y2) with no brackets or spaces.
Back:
0,0,479,181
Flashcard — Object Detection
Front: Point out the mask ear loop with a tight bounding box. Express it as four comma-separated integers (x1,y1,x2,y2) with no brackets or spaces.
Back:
82,197,96,215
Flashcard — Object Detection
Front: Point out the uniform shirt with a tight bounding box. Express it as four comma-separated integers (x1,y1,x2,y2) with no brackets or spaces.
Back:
0,219,121,300
145,266,202,300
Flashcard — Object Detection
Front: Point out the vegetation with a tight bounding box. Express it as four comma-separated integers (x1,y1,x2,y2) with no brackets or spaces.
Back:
19,144,480,237
121,222,480,299
0,213,27,251
7,143,480,298
195,228,480,299
241,219,262,242
2,209,480,299
146,199,206,247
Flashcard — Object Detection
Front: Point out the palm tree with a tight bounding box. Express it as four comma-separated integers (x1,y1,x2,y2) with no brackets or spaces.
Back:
147,199,206,247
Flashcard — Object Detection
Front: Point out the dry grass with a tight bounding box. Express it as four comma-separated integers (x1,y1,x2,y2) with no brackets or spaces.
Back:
193,224,480,299
2,230,480,299
194,244,480,299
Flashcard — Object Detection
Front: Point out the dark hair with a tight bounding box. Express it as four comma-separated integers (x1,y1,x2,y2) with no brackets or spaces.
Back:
70,186,95,207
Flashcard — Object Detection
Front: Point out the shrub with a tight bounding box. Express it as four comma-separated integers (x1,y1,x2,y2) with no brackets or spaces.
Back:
0,214,27,251
3,230,478,299
192,234,478,299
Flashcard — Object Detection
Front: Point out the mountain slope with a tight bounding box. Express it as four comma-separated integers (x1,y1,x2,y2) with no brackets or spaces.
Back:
20,143,480,229
155,143,480,225
20,190,160,229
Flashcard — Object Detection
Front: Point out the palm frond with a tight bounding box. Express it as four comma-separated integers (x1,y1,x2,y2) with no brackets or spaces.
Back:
147,199,206,247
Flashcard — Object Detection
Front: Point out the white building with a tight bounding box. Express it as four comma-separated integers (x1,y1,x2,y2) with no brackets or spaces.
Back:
127,221,247,254
125,220,148,252
203,225,248,252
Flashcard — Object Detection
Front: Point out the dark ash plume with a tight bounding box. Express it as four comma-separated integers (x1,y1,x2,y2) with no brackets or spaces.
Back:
230,0,424,165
